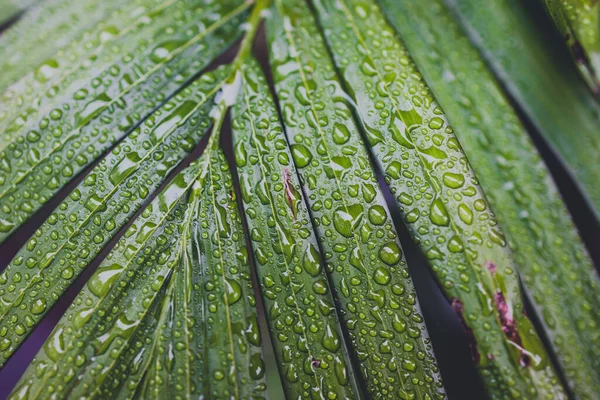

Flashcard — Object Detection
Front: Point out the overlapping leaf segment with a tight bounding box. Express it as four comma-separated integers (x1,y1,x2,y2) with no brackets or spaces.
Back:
0,0,38,28
378,0,600,398
307,0,570,398
0,0,599,399
0,0,448,398
448,0,600,221
1,0,269,398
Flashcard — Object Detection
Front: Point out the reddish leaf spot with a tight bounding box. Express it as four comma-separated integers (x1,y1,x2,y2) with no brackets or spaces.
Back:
283,168,297,219
484,261,496,274
495,291,531,367
571,41,586,63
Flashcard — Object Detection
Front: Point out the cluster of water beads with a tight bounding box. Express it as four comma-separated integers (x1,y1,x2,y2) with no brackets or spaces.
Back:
268,1,445,398
312,0,566,397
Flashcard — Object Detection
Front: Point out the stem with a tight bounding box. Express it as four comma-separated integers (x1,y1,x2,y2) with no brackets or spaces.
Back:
235,0,270,68
205,0,270,152
205,101,229,152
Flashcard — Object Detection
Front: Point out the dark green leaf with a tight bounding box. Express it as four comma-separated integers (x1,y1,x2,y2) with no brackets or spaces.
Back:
449,0,600,219
542,0,600,92
268,1,446,398
232,58,360,398
312,0,568,397
377,0,600,397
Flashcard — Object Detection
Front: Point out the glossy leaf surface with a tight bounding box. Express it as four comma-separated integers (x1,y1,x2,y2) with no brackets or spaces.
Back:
0,66,230,366
313,0,568,397
232,58,359,399
268,1,446,398
377,0,600,397
0,0,248,242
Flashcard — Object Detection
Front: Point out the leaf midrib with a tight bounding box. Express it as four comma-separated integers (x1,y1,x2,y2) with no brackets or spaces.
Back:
28,161,206,400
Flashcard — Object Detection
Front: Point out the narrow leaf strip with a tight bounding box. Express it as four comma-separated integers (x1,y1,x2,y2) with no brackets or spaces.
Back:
0,0,249,242
195,147,267,399
543,0,600,93
0,67,230,366
377,0,600,397
449,0,600,218
8,157,205,400
232,58,359,399
268,1,445,398
312,0,568,398
0,0,121,91
0,0,177,132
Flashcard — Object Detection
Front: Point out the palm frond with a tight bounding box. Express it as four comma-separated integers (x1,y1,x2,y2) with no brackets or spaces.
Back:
377,0,600,397
0,0,37,26
448,0,600,220
232,58,360,398
9,141,267,399
1,0,600,399
311,0,568,397
0,0,248,241
0,65,230,366
267,1,446,398
0,0,121,91
542,0,600,93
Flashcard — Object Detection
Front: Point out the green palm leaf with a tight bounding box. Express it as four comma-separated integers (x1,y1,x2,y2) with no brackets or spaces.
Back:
9,141,267,399
1,0,600,398
0,0,37,26
0,0,248,242
0,65,230,365
232,58,360,398
311,0,567,397
0,0,122,91
449,0,600,219
267,1,445,398
376,0,600,397
542,0,600,93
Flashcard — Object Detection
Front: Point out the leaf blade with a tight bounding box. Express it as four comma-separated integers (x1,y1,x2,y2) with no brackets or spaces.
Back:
376,0,600,397
0,0,249,242
449,0,600,219
268,1,446,398
312,0,568,397
542,0,600,92
0,66,231,366
232,58,359,398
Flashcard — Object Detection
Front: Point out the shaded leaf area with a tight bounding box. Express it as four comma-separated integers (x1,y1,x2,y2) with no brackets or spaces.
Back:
0,0,249,242
543,0,600,93
448,0,600,220
0,66,231,367
268,1,445,398
0,0,38,27
377,0,600,397
232,59,359,398
8,146,267,400
312,0,569,398
0,0,121,91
